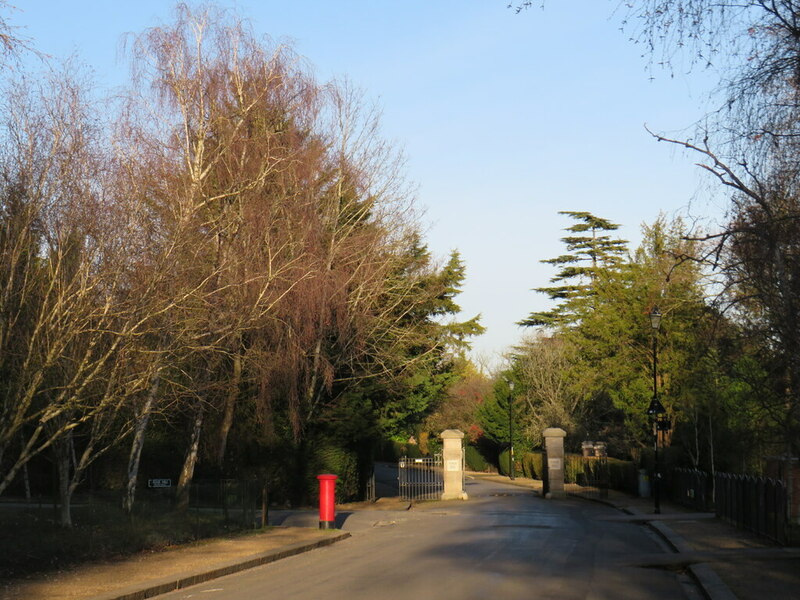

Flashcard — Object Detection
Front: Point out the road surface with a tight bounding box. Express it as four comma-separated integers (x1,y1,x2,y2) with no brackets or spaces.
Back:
161,476,701,599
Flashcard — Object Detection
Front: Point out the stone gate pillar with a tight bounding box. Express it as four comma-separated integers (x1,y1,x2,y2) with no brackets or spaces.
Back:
440,429,468,500
544,427,567,499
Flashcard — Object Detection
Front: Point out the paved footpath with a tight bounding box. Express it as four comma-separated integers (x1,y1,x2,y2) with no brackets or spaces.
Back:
2,476,799,600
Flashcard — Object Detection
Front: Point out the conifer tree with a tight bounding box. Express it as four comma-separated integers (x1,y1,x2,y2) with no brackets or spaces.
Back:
520,211,628,328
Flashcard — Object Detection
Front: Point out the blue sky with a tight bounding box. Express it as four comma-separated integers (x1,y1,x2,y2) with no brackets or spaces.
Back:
7,1,725,368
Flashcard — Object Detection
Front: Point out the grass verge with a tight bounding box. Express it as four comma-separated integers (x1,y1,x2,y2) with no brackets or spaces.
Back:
0,498,258,581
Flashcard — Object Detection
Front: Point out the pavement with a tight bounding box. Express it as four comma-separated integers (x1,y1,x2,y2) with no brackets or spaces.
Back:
2,476,798,600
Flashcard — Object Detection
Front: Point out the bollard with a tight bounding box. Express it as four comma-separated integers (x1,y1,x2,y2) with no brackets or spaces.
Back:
317,474,338,529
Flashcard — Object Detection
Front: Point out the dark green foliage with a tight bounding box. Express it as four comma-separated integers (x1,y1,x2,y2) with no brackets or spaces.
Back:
520,211,627,328
498,449,522,477
464,445,490,472
638,445,687,474
375,438,426,461
375,439,400,462
520,451,544,479
563,454,584,484
477,377,527,449
606,458,638,494
402,443,424,459
372,248,484,440
308,444,360,504
517,214,735,459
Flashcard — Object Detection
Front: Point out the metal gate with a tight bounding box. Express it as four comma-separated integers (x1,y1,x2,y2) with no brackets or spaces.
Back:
398,454,443,501
579,456,609,499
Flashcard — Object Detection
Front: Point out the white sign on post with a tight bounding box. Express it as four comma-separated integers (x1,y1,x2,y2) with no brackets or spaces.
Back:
446,460,461,472
547,458,562,471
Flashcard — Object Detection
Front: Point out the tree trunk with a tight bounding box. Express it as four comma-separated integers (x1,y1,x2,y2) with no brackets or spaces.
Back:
123,372,160,514
176,398,204,511
54,431,73,527
217,350,242,467
22,462,31,503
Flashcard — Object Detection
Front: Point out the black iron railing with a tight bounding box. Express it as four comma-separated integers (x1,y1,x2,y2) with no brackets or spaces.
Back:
668,468,787,544
669,468,712,511
715,472,787,545
190,479,263,527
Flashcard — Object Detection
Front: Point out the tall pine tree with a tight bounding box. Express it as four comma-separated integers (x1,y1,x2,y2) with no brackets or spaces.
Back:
520,211,627,328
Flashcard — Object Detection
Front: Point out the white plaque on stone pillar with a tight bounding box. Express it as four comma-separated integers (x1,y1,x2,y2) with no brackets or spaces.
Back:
440,429,468,500
543,427,567,498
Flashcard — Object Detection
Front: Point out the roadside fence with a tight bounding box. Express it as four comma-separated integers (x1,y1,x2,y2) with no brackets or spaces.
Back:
576,456,609,500
668,468,788,544
715,472,787,545
669,468,712,511
189,479,265,528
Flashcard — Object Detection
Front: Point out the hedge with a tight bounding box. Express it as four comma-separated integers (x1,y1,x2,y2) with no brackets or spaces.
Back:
509,451,638,492
465,445,491,472
498,449,523,477
308,444,360,503
521,452,544,480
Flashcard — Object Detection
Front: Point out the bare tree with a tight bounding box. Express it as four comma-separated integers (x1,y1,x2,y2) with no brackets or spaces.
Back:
123,3,324,506
0,1,37,69
0,62,182,524
514,334,583,446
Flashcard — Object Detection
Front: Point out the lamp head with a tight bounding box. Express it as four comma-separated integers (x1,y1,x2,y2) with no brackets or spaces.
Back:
647,396,666,416
649,306,662,330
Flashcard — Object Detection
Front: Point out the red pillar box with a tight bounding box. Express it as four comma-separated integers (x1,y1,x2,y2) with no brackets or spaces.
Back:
317,474,338,529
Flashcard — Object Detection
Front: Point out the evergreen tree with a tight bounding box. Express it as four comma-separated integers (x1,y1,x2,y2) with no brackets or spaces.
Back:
477,375,526,450
520,211,627,328
567,216,712,450
368,245,485,438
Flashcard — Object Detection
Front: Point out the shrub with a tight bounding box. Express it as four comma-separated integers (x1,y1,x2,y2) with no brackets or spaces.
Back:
418,431,430,455
309,445,360,503
465,445,490,472
521,452,544,479
564,454,583,484
375,439,426,461
498,449,522,477
403,443,424,459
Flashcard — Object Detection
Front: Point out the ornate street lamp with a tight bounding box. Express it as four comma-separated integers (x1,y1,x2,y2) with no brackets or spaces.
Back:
646,306,668,514
508,380,515,481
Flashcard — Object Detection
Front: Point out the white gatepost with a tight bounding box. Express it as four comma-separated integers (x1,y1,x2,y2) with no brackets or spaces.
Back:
440,429,468,500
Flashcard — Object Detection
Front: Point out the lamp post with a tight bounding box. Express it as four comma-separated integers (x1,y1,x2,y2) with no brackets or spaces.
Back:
646,306,666,514
508,380,515,480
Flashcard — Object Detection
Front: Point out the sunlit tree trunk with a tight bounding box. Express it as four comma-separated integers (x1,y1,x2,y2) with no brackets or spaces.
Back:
123,371,161,514
177,398,204,511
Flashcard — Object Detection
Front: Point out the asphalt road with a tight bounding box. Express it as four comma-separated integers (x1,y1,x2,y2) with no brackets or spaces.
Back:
160,476,701,600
